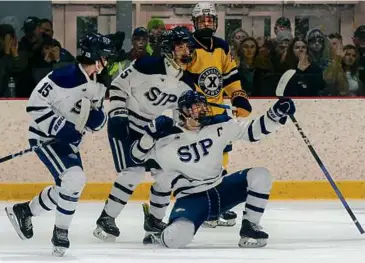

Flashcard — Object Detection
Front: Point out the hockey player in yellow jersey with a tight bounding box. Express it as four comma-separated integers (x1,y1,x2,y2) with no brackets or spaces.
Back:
186,2,252,227
188,3,251,115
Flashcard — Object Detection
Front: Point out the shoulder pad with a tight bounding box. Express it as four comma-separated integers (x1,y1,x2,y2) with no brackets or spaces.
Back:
190,37,200,49
158,126,184,140
48,64,87,89
133,56,166,75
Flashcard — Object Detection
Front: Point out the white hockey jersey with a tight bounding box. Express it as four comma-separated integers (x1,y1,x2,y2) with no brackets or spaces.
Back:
109,56,195,134
132,113,283,199
27,64,107,144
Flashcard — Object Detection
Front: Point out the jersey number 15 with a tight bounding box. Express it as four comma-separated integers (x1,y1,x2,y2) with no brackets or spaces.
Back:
38,83,53,98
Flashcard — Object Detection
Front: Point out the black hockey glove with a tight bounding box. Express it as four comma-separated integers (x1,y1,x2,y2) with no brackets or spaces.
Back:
144,115,174,140
55,119,82,144
86,108,107,132
267,98,296,124
108,108,129,140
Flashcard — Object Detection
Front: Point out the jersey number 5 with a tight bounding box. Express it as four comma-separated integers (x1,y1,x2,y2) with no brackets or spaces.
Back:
120,68,132,79
71,99,82,114
38,83,53,98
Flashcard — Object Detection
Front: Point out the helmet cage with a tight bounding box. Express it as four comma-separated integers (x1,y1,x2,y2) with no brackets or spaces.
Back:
178,91,212,127
161,30,195,65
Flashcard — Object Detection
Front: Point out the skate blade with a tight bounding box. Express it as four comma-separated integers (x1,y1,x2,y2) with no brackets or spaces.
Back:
142,233,154,245
93,226,117,242
52,246,67,257
143,232,160,245
217,219,236,227
5,207,27,240
201,220,218,228
238,237,267,248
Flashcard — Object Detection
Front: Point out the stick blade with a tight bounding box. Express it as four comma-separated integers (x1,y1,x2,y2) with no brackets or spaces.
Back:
275,69,296,97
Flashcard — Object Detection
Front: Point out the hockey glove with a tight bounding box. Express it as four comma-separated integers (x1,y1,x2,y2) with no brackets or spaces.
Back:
54,119,82,144
108,108,129,140
144,115,174,140
231,90,252,118
267,98,296,124
86,109,107,132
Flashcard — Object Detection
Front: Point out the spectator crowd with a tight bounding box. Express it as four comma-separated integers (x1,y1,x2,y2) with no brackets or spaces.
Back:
1,15,365,98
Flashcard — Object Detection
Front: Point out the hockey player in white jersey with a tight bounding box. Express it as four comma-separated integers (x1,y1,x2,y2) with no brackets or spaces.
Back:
5,33,114,257
132,90,296,248
93,28,197,241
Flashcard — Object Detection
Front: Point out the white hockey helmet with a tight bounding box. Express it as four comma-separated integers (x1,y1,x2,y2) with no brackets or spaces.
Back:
192,2,218,38
192,2,217,18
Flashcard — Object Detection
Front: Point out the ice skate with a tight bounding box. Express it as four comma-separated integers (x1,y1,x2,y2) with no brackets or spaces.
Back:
142,203,167,245
238,219,268,248
218,210,237,226
93,210,120,242
5,202,34,240
51,226,69,257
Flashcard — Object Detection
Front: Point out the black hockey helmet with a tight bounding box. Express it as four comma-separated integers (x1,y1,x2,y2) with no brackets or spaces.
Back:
160,28,195,64
79,32,115,62
178,90,211,127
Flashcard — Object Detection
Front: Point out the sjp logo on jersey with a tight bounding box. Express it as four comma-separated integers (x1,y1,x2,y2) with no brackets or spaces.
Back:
198,67,222,97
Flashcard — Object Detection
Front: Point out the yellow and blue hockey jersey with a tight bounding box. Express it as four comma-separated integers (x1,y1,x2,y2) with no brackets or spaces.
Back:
186,36,250,116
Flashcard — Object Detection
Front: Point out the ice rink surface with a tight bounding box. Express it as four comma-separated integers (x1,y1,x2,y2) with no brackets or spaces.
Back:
0,201,365,263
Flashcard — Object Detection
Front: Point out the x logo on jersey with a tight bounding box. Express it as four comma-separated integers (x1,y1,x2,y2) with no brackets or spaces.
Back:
207,76,218,88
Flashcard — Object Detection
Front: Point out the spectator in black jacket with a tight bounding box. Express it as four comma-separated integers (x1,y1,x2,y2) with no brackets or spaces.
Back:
353,25,365,87
18,17,42,60
32,36,74,84
237,37,259,96
38,18,75,65
283,37,325,96
17,16,43,97
252,32,293,96
0,24,28,97
252,39,277,96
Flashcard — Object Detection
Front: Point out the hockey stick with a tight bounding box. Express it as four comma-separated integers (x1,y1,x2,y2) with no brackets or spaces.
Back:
276,70,365,234
208,102,236,110
0,139,57,164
